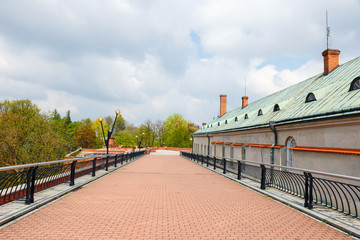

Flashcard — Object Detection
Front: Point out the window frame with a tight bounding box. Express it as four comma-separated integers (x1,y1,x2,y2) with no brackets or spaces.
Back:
349,77,360,91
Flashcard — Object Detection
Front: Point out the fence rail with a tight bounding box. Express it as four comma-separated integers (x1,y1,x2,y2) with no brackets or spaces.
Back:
180,151,360,219
0,150,146,205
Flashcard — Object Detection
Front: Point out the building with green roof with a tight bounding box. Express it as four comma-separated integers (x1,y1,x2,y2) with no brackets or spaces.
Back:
192,49,360,177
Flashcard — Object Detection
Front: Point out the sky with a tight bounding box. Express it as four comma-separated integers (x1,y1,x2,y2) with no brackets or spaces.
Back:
0,0,359,126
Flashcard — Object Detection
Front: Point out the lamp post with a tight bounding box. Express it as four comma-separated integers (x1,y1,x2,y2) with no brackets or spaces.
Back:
99,109,121,155
136,132,145,149
190,137,193,153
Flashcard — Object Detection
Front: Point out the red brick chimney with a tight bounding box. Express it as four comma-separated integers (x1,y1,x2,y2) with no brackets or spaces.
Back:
202,122,206,126
220,94,227,117
322,49,340,75
242,96,248,108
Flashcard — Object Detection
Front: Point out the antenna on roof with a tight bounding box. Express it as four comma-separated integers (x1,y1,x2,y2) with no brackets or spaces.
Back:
326,10,330,49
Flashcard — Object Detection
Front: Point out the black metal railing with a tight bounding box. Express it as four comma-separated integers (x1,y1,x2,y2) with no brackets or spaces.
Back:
0,150,146,205
180,151,360,219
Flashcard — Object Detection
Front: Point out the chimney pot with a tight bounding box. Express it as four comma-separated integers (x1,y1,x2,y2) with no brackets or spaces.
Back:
202,122,206,126
322,49,340,75
220,94,227,117
242,96,248,108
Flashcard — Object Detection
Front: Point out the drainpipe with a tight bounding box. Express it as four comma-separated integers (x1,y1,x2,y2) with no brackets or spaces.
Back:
269,121,278,164
206,133,210,156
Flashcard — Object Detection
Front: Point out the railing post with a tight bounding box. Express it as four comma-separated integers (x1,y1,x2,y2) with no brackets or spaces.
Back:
308,173,313,209
29,166,38,204
237,161,242,180
213,157,216,170
92,158,97,177
25,167,34,204
260,164,266,190
304,172,309,207
105,156,109,171
201,155,204,165
206,155,209,167
114,155,117,167
223,158,226,174
121,154,124,165
70,160,77,186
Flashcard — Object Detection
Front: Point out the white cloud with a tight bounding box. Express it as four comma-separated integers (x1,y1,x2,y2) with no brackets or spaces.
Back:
0,0,359,125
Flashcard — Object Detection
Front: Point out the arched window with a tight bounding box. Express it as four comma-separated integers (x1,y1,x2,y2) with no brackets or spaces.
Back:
218,122,220,126
211,124,212,127
258,109,263,116
244,114,248,119
235,116,238,122
305,93,316,103
286,137,296,169
225,120,228,124
349,77,360,91
273,104,280,112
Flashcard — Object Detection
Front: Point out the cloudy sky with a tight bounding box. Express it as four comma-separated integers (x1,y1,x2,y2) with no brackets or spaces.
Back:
0,0,359,125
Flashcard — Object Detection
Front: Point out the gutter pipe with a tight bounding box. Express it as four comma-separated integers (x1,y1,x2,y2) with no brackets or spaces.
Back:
269,121,277,164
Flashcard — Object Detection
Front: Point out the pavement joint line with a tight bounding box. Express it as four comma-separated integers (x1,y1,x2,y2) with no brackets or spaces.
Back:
183,157,360,239
0,155,144,227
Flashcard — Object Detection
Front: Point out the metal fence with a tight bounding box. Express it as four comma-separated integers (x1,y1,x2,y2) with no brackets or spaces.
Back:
0,151,146,205
180,151,360,219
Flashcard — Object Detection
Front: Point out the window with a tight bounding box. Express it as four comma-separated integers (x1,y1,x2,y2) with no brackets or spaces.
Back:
349,77,360,91
244,114,248,119
305,93,316,103
235,116,238,122
225,120,228,124
286,137,296,169
218,122,220,126
258,109,263,116
273,104,280,112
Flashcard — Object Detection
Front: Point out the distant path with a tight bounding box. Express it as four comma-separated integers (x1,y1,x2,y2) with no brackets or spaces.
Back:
0,155,350,239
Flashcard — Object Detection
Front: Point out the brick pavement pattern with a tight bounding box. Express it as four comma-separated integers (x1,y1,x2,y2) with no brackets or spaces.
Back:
0,155,350,239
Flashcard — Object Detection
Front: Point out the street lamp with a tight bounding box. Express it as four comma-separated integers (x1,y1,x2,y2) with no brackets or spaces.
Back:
136,132,145,149
99,109,121,154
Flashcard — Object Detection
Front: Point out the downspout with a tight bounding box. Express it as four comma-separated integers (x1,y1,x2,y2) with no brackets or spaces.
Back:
269,121,278,164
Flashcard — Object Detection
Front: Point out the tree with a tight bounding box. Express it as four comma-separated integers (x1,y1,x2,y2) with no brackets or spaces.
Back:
105,114,125,134
0,100,66,167
163,113,193,148
114,125,137,146
74,123,102,149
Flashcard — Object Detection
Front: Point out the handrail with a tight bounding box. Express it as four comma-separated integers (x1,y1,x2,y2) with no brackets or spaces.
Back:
0,151,146,205
181,151,360,219
199,154,360,182
0,155,104,172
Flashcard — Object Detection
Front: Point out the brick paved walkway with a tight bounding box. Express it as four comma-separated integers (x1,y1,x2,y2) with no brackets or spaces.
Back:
0,155,351,239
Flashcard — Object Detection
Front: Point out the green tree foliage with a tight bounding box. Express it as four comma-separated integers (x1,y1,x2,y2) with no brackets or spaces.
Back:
163,113,196,148
92,118,109,139
0,100,66,166
114,125,138,146
105,114,126,134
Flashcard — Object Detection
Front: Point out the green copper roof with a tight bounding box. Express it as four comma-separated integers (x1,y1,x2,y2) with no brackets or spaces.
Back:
194,56,360,135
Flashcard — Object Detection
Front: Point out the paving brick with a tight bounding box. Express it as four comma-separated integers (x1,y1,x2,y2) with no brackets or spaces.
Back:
0,155,352,239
